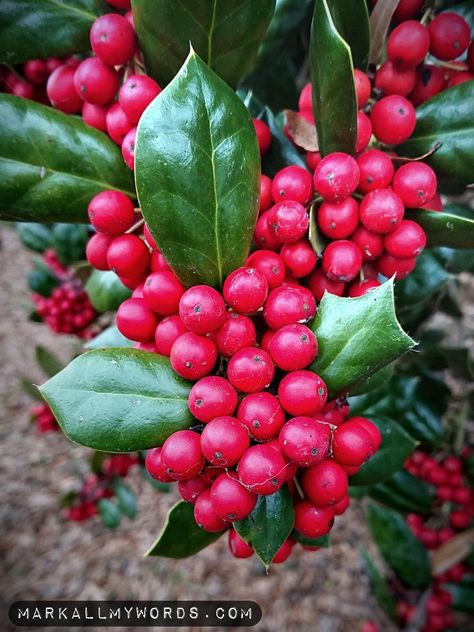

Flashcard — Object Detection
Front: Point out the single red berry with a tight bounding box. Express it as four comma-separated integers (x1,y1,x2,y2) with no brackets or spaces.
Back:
145,447,174,482
253,118,272,155
210,472,257,521
228,529,254,558
272,539,293,564
280,241,317,278
302,459,348,506
121,127,136,170
332,421,374,467
178,285,226,334
377,253,417,279
359,188,405,233
86,233,114,270
178,476,209,504
450,510,471,530
263,285,316,330
410,65,445,106
246,249,286,289
267,201,309,243
82,102,108,131
46,65,83,113
254,209,281,251
119,74,161,124
237,391,285,441
318,197,359,240
350,225,384,261
269,324,318,371
200,416,250,467
350,416,382,451
322,240,362,283
74,57,119,105
107,234,150,277
370,95,416,145
227,346,274,393
170,332,217,380
90,13,136,66
154,315,187,356
259,174,273,213
294,500,335,538
278,370,327,416
161,429,204,480
356,111,372,153
106,102,134,145
194,488,228,532
429,13,470,61
298,82,312,111
375,61,416,96
354,69,371,107
384,219,427,258
356,149,394,194
212,312,257,358
313,153,360,203
392,0,423,21
105,0,131,9
279,416,331,466
88,190,135,235
307,268,345,302
116,297,158,341
24,59,48,85
348,279,381,297
392,162,437,208
271,165,314,205
188,376,238,423
387,20,430,68
223,266,268,314
237,444,287,495
143,270,184,315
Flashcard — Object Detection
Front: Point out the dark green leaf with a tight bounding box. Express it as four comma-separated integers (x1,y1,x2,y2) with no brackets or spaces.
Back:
40,349,194,452
59,490,79,509
310,0,357,155
114,479,138,519
327,0,370,70
0,0,108,64
310,280,416,396
436,246,474,273
35,345,64,377
406,207,474,249
444,582,474,613
368,470,433,515
350,416,416,486
86,325,134,350
132,0,276,88
350,363,395,396
396,250,450,316
21,378,43,401
398,82,474,183
27,257,60,296
98,498,121,529
260,107,307,177
136,50,260,289
292,533,330,548
16,222,53,253
368,0,399,66
85,270,131,313
367,502,431,588
146,501,224,557
361,549,397,620
52,224,89,265
0,95,135,223
234,486,294,567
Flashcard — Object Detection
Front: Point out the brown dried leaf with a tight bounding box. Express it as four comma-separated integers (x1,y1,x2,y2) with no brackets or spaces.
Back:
430,528,474,576
284,110,319,152
368,0,399,67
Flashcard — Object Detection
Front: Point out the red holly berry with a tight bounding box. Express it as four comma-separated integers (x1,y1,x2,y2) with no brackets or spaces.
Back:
82,102,108,131
106,102,134,145
178,476,209,504
178,285,226,334
356,111,372,153
356,149,394,194
90,13,136,66
375,61,416,96
228,529,254,558
194,488,228,532
143,270,184,315
246,249,286,289
307,268,345,302
302,459,348,506
294,500,335,538
272,539,293,564
116,297,158,341
280,240,317,278
279,416,331,466
86,233,114,270
268,324,318,370
298,82,312,111
121,127,136,170
223,266,268,314
410,65,445,106
384,219,427,258
253,118,272,155
377,252,417,279
170,332,217,380
212,312,257,358
237,444,287,495
429,12,471,61
237,391,286,441
161,429,204,480
271,165,314,205
278,370,327,416
348,279,381,297
354,69,371,107
332,421,374,467
313,153,360,202
322,240,362,282
107,234,150,277
370,95,416,145
210,472,257,521
46,65,83,113
74,57,119,105
254,210,282,251
119,74,161,123
359,188,405,233
200,416,250,467
145,447,174,482
267,201,309,243
263,285,316,329
88,190,135,235
318,197,359,240
387,20,430,68
227,346,275,393
154,315,188,356
392,162,437,208
188,376,238,423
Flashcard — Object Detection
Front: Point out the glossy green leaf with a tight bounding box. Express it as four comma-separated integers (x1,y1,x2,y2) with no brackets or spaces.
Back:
445,582,474,613
0,0,108,64
98,498,121,529
27,257,60,297
16,222,53,253
292,533,330,548
350,363,395,396
234,486,294,567
398,82,474,183
310,280,416,396
326,0,370,70
114,479,138,519
146,501,224,558
85,270,131,313
261,107,307,177
86,325,134,350
368,470,433,516
310,0,357,155
0,95,135,223
40,349,194,452
396,251,451,312
406,206,474,249
367,502,431,588
350,416,416,486
52,224,89,266
35,345,64,378
136,50,260,289
132,0,276,88
361,549,397,620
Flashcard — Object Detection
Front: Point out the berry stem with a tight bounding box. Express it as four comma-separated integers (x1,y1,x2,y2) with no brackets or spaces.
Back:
125,218,145,234
292,476,305,500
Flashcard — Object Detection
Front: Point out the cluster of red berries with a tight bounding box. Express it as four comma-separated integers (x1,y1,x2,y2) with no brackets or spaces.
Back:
32,250,96,336
30,402,59,433
65,453,138,522
373,5,474,105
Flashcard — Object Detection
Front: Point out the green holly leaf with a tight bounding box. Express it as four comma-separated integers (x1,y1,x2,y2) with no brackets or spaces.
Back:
292,533,330,548
0,95,135,223
406,206,474,250
16,222,53,253
52,224,89,266
368,470,433,516
113,479,138,519
27,257,60,297
98,498,121,529
445,582,474,613
35,345,64,378
40,349,194,452
146,501,224,558
234,486,294,568
361,549,397,620
85,270,131,313
325,0,370,70
136,49,260,289
309,279,416,397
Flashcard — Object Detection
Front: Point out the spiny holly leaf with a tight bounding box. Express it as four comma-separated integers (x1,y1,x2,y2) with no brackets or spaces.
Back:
368,470,433,515
0,95,135,223
309,0,357,155
398,82,474,184
349,416,417,487
361,549,397,621
146,501,224,558
309,280,416,396
234,485,294,568
132,0,275,88
136,49,260,289
85,270,131,313
35,345,64,378
406,206,474,249
367,502,431,589
0,0,109,64
86,325,134,350
40,349,194,452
